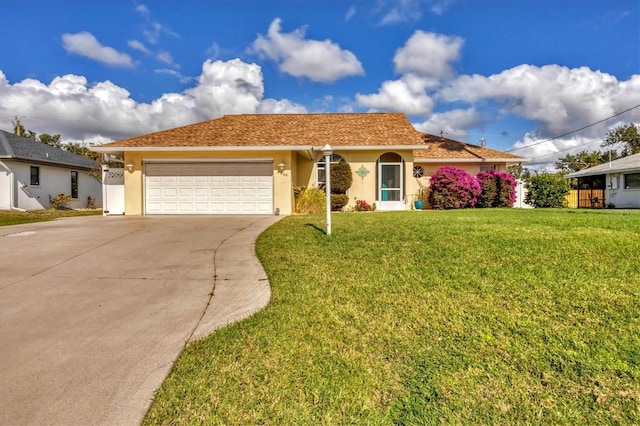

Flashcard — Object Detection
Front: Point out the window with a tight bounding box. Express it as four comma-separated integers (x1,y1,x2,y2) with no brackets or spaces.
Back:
71,171,79,198
30,166,40,186
480,165,497,172
317,153,344,185
624,173,640,189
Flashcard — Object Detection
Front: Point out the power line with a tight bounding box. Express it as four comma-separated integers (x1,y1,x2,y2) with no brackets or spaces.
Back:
505,104,640,152
526,136,606,161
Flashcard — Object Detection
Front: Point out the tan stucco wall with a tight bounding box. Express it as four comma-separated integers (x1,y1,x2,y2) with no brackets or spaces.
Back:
123,150,293,215
122,150,516,215
295,150,416,210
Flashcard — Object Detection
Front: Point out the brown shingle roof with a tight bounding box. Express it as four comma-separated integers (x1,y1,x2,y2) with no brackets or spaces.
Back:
95,112,525,162
415,134,526,161
98,112,427,149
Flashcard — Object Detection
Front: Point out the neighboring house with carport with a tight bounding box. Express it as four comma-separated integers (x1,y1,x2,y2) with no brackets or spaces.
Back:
92,113,526,215
0,130,102,210
565,153,640,208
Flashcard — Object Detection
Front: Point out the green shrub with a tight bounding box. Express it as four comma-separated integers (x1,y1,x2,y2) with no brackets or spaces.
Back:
524,173,570,208
331,194,349,211
330,161,353,194
295,187,326,213
50,192,72,210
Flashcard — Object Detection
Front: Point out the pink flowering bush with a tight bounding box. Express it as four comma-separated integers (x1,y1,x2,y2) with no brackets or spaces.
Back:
429,166,481,209
476,169,517,208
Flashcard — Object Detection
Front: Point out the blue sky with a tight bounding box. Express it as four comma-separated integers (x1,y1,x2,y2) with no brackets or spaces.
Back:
0,0,638,168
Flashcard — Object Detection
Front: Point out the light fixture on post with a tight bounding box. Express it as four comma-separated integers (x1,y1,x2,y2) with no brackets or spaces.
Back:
126,162,134,172
321,144,333,235
278,161,285,173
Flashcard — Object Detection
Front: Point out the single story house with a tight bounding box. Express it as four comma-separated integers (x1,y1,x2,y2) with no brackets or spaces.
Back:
565,153,640,208
0,130,102,210
92,113,525,215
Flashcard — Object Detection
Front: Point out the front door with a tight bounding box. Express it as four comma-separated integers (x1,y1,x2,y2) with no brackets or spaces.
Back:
377,155,405,210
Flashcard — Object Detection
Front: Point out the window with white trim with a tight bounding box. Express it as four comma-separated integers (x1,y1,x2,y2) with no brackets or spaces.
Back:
317,153,345,186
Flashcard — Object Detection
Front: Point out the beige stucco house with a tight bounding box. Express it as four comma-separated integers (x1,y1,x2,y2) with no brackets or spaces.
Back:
92,113,525,215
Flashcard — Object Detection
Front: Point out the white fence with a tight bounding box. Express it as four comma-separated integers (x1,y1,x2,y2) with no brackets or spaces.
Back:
102,167,124,215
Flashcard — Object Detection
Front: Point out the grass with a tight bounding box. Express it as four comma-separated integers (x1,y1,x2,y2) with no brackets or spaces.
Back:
0,209,102,226
144,209,640,425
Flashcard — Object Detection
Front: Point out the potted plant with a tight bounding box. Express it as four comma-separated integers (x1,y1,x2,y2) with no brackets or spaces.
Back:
413,186,428,210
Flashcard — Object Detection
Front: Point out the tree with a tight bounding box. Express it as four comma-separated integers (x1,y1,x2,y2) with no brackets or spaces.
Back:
555,150,620,173
12,118,62,148
65,141,102,162
38,133,63,149
524,173,570,208
601,123,640,156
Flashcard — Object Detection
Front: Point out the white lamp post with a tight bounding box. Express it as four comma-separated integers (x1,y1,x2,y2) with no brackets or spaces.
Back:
322,144,333,235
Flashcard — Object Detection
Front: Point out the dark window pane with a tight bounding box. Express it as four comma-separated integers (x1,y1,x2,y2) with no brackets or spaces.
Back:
71,171,78,198
30,166,40,186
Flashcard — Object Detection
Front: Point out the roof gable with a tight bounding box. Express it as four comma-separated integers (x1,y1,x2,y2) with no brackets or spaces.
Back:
0,130,99,170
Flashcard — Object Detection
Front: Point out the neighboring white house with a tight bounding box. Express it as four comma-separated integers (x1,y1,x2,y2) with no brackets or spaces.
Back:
0,130,102,210
565,153,640,208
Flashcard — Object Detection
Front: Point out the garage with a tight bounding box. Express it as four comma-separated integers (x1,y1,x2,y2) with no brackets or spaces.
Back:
144,161,273,214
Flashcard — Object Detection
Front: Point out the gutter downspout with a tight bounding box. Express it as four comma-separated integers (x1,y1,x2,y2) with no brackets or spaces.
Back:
0,160,26,211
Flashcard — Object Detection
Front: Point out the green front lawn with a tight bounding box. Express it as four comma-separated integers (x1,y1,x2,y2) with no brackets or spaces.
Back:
145,209,640,425
0,209,102,226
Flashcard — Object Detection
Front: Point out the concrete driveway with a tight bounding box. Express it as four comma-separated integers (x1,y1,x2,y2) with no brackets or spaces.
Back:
0,214,282,426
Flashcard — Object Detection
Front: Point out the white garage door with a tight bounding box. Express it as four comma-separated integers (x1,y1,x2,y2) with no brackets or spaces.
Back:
145,162,273,214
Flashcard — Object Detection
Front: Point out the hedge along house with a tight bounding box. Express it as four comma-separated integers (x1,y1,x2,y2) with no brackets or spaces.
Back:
92,113,526,215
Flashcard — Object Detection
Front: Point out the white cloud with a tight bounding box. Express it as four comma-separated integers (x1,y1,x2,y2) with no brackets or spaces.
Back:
356,75,435,116
0,60,302,142
439,65,640,137
413,108,482,138
206,42,220,59
394,31,463,79
135,4,149,15
156,51,175,66
249,18,364,83
128,39,150,54
345,6,356,21
378,0,454,25
62,32,133,68
154,69,193,84
257,99,308,114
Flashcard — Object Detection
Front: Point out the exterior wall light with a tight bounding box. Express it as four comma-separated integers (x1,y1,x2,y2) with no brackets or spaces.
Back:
278,161,285,173
126,162,134,172
321,144,333,235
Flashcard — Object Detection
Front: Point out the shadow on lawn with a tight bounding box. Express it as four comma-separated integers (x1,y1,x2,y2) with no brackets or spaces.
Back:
304,222,328,235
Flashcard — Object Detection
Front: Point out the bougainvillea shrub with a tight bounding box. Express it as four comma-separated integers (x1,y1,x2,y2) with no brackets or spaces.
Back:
428,166,481,209
476,169,517,208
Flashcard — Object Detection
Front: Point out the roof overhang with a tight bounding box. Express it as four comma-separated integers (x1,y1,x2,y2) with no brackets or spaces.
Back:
91,144,429,154
566,165,640,178
0,156,97,171
415,158,527,163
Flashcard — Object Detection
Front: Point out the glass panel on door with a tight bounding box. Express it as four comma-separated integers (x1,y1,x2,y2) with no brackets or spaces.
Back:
380,164,401,201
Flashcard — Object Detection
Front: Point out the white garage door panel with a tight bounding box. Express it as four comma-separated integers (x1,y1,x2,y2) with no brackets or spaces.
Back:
145,162,273,215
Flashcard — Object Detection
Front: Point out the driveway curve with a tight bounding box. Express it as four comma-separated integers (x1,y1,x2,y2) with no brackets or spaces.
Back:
0,215,282,426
